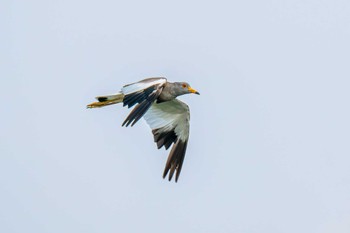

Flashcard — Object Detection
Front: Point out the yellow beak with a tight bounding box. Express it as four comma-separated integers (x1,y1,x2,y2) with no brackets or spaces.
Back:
188,87,200,95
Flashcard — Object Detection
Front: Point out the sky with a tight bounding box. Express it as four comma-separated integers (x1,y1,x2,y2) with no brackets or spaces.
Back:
1,0,350,232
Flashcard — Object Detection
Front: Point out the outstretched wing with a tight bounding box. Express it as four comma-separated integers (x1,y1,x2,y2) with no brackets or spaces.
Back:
121,77,167,127
143,99,190,182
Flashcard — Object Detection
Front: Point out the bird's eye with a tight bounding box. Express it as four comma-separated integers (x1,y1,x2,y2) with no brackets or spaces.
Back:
182,84,187,88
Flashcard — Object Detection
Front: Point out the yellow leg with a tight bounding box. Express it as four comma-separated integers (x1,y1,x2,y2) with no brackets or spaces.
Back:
86,99,122,108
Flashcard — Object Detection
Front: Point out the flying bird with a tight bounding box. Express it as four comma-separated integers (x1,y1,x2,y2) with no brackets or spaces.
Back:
87,77,200,182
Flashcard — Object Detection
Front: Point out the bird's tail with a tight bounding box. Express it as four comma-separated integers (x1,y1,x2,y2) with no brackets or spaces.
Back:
87,92,124,108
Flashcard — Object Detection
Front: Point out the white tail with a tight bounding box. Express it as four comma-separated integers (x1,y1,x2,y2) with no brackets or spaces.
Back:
87,92,124,108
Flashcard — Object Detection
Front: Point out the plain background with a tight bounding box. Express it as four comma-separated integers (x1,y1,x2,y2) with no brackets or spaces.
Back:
2,0,350,232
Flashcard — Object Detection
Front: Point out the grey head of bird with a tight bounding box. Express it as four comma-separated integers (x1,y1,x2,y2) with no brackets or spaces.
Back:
171,82,200,97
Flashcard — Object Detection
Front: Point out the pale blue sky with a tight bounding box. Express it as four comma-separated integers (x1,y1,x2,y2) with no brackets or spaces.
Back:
2,0,350,232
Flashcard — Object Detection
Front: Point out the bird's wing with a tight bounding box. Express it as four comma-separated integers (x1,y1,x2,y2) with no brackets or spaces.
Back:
143,99,190,182
122,77,167,96
121,77,167,127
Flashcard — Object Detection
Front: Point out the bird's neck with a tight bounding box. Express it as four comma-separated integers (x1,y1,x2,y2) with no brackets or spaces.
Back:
157,83,177,103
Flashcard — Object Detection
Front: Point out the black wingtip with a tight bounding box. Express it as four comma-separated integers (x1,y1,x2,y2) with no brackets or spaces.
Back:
162,169,169,180
122,120,133,127
162,140,188,183
162,168,178,182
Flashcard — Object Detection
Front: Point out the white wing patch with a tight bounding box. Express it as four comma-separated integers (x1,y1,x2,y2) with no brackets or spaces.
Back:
122,77,167,95
143,99,190,141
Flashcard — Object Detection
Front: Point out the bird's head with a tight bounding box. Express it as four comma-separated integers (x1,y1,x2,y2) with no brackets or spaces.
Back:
174,82,200,96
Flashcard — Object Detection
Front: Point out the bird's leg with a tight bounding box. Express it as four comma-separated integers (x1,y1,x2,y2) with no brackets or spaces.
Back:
86,99,123,109
87,93,124,108
86,99,119,108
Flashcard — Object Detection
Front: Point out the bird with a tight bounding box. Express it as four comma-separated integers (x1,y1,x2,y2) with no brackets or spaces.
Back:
87,77,200,182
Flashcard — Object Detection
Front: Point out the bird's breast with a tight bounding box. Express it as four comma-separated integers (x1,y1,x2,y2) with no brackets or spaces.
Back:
157,91,175,103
